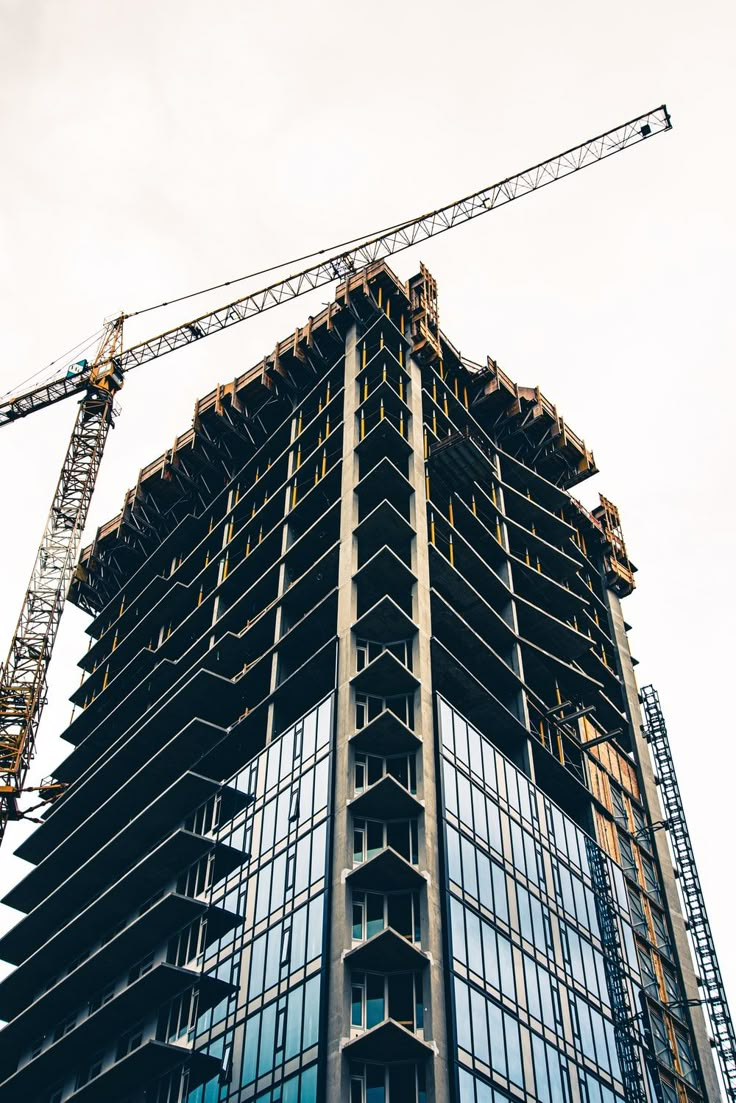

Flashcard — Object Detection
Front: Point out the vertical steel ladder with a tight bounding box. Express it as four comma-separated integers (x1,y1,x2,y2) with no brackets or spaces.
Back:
641,684,736,1101
586,837,648,1103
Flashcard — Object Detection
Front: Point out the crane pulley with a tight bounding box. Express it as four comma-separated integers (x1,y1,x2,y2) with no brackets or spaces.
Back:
0,104,671,845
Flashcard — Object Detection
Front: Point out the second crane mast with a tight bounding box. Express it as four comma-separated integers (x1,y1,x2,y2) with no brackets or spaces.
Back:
0,105,672,845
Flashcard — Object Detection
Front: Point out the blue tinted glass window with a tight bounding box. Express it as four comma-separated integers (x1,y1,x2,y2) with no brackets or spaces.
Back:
438,697,454,749
292,904,307,970
492,862,508,922
487,801,502,852
302,709,317,759
250,933,266,998
454,715,469,765
533,1033,550,1103
303,975,320,1048
314,758,329,813
458,774,472,830
458,1068,475,1103
451,896,467,963
472,786,488,843
525,956,541,1019
447,826,461,882
504,1009,524,1087
481,922,499,989
310,822,327,882
259,1003,276,1076
265,926,281,989
468,723,483,778
481,740,497,794
487,999,506,1078
316,698,331,748
285,983,303,1059
470,988,489,1064
476,851,492,910
444,759,458,816
307,894,323,962
301,1064,318,1102
461,836,478,898
498,930,514,998
466,911,481,972
455,977,472,1051
242,1012,259,1085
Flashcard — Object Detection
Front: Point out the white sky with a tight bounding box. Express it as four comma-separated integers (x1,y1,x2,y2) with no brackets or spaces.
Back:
0,0,734,1034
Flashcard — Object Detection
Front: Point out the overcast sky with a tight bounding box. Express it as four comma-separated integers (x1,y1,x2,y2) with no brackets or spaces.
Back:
0,0,733,1035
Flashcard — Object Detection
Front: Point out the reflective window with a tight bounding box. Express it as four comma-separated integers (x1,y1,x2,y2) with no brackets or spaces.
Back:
438,696,645,1099
191,697,332,1099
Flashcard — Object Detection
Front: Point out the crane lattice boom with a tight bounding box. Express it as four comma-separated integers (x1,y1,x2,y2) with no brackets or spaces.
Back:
0,105,671,428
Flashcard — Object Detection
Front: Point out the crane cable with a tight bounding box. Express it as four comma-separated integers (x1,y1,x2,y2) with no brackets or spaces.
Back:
0,212,427,402
0,326,106,402
123,212,434,320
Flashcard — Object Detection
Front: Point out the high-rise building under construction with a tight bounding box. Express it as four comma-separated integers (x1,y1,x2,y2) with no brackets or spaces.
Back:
0,262,729,1103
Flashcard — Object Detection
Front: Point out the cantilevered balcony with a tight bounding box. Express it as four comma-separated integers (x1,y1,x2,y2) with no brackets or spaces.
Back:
498,476,578,547
428,544,515,655
56,664,236,789
495,444,571,512
67,1041,221,1103
351,651,419,698
350,710,420,755
344,928,428,973
0,892,240,1025
356,456,413,519
355,500,414,565
354,547,415,616
6,773,250,914
355,415,412,471
430,589,521,704
352,595,417,644
19,712,228,867
428,430,498,489
342,1019,434,1062
0,829,244,967
346,848,426,893
0,963,233,1099
430,638,529,762
348,776,423,820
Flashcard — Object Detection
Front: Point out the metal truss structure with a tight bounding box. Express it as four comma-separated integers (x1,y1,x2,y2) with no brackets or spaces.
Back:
586,837,648,1103
641,684,736,1101
0,105,670,427
0,322,124,843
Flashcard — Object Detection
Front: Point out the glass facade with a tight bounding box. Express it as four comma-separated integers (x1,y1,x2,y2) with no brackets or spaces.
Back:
438,696,644,1103
189,695,333,1103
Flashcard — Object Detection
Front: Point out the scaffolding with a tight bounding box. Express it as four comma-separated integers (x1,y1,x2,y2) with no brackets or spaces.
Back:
594,495,635,597
641,684,736,1101
585,837,648,1103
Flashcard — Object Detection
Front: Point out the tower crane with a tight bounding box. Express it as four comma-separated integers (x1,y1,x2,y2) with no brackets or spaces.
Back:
0,105,671,845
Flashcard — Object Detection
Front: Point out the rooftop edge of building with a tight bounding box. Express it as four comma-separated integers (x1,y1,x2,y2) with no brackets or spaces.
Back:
69,261,598,617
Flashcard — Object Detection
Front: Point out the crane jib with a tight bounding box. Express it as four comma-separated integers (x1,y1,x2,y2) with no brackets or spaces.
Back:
0,104,671,427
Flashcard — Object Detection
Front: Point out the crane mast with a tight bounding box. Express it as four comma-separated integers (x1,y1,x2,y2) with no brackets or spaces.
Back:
0,105,671,845
0,321,124,841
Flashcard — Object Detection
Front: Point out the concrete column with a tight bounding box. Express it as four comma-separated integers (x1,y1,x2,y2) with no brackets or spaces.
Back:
405,352,450,1103
325,323,359,1102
